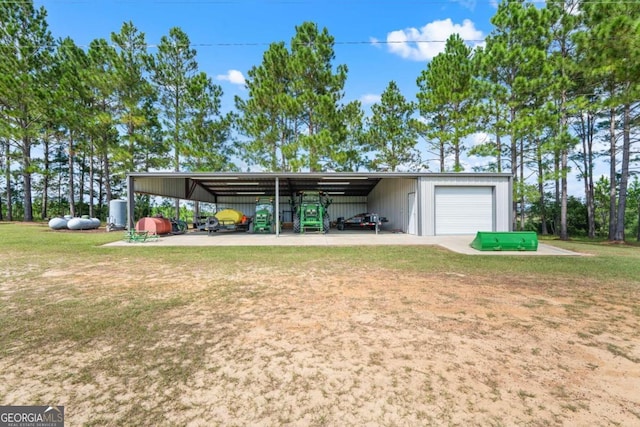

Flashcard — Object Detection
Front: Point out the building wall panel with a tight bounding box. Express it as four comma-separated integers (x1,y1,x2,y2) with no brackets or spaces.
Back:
216,196,260,218
419,176,511,236
367,178,418,233
134,177,219,203
327,196,368,223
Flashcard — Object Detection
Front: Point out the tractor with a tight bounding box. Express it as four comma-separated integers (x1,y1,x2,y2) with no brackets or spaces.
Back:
291,191,331,234
251,197,276,233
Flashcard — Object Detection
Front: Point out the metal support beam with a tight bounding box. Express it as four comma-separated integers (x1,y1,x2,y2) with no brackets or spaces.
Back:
416,177,422,237
127,174,135,230
186,179,198,199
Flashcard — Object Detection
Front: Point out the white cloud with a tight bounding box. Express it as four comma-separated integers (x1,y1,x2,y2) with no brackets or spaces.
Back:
468,131,490,147
489,0,499,8
216,69,246,85
369,37,382,48
360,94,381,105
385,19,484,61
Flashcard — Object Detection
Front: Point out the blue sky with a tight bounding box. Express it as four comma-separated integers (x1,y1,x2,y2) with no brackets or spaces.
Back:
35,0,498,112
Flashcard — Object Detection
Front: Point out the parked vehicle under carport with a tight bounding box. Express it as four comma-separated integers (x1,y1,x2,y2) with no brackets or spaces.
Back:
206,209,251,234
336,213,388,231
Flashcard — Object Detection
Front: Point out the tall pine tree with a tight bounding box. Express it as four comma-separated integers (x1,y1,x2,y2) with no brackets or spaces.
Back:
0,0,54,221
366,81,421,172
235,42,295,171
579,0,640,241
148,27,197,217
289,22,348,172
417,34,479,172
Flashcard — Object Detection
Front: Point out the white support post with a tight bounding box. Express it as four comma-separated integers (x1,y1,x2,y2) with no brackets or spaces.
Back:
275,176,280,237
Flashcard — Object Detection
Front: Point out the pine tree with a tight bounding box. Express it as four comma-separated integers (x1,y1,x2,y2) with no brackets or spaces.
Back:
86,38,119,208
0,0,54,221
479,0,553,230
148,27,197,172
235,42,294,171
236,23,352,172
289,22,348,172
51,37,91,217
111,21,157,176
148,27,198,217
579,0,640,241
183,72,234,172
545,0,582,240
328,101,367,172
417,34,479,172
366,81,421,172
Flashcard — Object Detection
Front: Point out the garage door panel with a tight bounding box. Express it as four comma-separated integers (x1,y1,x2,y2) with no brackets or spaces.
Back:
435,187,494,235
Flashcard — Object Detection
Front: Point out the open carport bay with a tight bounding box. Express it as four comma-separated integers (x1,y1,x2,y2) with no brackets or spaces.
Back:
126,172,513,237
104,229,583,256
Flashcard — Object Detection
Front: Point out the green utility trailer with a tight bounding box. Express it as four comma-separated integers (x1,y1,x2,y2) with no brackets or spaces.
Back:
251,197,276,233
291,191,332,234
470,231,538,251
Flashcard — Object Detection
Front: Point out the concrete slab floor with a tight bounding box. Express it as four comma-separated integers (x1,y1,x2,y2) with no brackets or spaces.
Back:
104,230,585,256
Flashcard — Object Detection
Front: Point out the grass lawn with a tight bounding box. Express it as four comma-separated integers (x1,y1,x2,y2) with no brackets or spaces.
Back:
1,222,639,426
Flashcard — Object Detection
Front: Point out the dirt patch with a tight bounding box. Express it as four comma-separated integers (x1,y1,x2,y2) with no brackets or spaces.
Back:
1,263,639,426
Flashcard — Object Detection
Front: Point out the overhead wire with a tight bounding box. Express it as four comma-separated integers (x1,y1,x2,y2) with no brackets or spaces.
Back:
0,39,484,50
16,0,640,3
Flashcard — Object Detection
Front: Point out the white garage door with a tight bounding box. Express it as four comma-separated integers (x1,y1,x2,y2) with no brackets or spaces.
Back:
435,186,494,235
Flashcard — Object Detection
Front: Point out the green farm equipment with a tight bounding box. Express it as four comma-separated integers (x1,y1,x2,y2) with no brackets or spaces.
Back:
470,231,538,251
291,191,331,234
251,197,276,233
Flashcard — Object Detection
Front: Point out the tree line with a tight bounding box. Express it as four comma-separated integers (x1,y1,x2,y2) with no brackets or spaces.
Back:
0,0,638,241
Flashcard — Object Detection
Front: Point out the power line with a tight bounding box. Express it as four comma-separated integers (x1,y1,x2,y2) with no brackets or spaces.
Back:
14,0,509,4
150,39,487,48
0,39,484,50
14,0,640,4
1,34,636,50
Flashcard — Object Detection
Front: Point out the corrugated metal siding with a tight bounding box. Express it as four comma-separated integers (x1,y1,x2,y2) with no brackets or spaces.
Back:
368,178,418,233
134,177,187,199
328,196,368,222
217,196,266,205
189,186,219,203
419,176,511,236
134,177,219,203
217,196,262,217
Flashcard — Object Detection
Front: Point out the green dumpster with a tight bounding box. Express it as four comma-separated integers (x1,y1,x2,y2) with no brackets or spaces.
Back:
470,231,538,251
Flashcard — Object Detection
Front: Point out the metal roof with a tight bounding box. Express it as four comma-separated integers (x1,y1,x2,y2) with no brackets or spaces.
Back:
191,173,381,198
128,172,512,203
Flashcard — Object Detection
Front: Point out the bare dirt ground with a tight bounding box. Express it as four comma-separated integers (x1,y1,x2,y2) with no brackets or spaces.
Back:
1,256,639,426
